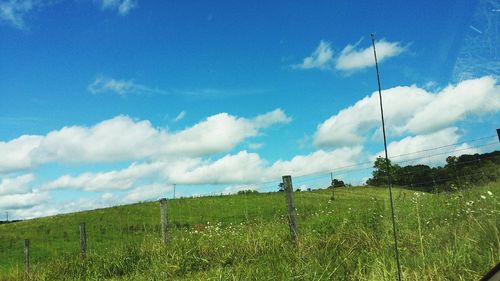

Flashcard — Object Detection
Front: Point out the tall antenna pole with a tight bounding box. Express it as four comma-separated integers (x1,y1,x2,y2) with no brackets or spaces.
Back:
330,172,335,200
371,33,402,281
173,184,176,199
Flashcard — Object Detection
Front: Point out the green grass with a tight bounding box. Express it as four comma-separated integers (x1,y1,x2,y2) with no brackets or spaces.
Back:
1,182,499,280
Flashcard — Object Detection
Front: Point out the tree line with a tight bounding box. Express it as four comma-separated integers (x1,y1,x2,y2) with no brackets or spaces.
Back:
366,150,500,192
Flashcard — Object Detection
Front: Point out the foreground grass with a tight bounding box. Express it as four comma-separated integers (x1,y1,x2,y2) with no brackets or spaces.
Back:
1,182,499,280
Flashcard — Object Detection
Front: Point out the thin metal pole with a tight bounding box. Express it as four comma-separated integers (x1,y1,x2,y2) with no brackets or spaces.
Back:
173,184,176,199
330,172,335,200
371,33,402,281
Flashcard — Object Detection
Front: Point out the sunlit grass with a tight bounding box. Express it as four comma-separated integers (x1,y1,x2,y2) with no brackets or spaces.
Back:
1,181,499,280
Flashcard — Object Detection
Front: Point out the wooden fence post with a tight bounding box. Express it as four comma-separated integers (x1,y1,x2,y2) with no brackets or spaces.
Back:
160,198,169,244
282,175,298,243
79,223,87,259
24,239,29,276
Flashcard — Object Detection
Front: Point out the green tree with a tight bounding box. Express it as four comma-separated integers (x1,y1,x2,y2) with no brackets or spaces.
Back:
329,179,345,188
366,157,400,186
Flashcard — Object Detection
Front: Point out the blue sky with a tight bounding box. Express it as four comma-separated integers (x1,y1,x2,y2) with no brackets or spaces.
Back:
0,0,499,219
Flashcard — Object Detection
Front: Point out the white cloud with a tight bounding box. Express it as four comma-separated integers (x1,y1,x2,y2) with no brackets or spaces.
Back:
9,184,167,219
173,110,186,122
293,40,334,70
121,183,172,203
10,202,60,219
43,145,363,192
314,76,500,147
293,38,405,72
221,185,258,195
168,146,363,185
252,108,292,128
385,128,462,159
43,161,164,191
0,0,34,29
0,109,291,174
88,76,165,96
335,39,406,71
248,143,263,150
165,109,290,157
404,77,500,133
169,151,266,185
0,173,34,195
268,146,363,176
98,0,137,15
372,127,482,166
9,192,113,219
0,190,48,209
0,135,43,173
0,0,137,30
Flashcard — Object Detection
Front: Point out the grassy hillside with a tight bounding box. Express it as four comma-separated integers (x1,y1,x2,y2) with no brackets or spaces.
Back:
1,182,499,280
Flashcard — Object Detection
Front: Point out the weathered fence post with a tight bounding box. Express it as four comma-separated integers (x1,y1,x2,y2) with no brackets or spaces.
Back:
282,175,298,243
79,223,87,259
160,198,169,244
23,239,29,276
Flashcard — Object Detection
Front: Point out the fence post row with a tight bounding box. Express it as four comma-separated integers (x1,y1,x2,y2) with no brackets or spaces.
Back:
80,223,87,259
160,198,169,244
24,239,30,276
282,175,299,243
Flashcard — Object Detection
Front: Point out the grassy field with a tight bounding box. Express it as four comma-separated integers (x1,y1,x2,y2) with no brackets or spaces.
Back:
0,182,499,280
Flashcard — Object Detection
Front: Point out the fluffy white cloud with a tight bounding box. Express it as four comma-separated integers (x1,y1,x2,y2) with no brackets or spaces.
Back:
0,109,291,174
269,146,363,176
88,76,165,96
0,190,48,209
293,38,405,72
164,109,290,157
170,151,266,184
252,108,292,128
314,76,500,147
9,192,113,219
121,183,172,203
293,40,334,70
43,145,363,191
10,202,60,219
9,184,168,219
167,146,363,185
0,173,34,195
0,135,43,173
404,77,500,133
43,161,165,191
98,0,137,15
384,127,462,159
372,127,480,165
336,39,406,71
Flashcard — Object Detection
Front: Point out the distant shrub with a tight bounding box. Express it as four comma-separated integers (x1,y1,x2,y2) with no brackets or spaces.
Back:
237,189,258,195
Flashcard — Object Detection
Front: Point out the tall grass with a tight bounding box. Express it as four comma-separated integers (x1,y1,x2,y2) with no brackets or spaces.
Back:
1,181,498,280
